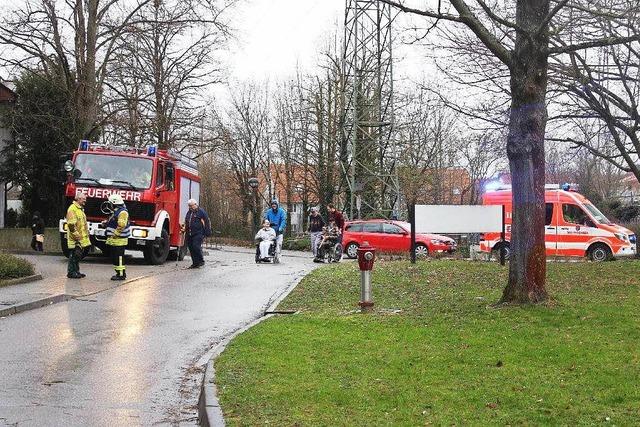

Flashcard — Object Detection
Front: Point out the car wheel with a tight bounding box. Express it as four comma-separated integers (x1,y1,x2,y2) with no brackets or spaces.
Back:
414,243,429,258
589,243,612,262
345,242,359,259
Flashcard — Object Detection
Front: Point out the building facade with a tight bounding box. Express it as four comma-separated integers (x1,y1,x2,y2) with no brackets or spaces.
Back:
0,81,17,228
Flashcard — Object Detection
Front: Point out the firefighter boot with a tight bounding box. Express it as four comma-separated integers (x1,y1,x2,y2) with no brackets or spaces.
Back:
111,270,126,281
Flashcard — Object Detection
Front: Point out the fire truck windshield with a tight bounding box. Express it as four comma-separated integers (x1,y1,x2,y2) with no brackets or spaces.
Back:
74,153,153,189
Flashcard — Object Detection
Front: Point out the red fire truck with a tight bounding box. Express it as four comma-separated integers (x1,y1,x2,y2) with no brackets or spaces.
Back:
59,141,201,264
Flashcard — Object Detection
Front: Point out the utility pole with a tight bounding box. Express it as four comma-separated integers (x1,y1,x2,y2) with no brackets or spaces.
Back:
341,0,399,219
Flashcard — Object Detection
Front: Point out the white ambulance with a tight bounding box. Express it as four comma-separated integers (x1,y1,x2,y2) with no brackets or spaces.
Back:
480,185,637,261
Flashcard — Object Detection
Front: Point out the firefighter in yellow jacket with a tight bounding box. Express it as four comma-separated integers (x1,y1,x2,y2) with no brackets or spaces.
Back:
66,193,91,279
105,194,130,281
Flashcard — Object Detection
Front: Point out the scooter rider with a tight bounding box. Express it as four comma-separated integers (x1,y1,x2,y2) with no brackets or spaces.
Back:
104,194,130,281
264,199,287,256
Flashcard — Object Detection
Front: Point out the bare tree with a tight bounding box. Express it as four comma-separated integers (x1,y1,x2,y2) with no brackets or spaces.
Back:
395,90,457,207
219,83,272,234
0,0,153,139
272,77,312,236
102,0,231,149
288,46,345,218
548,14,640,181
459,132,505,204
381,0,640,304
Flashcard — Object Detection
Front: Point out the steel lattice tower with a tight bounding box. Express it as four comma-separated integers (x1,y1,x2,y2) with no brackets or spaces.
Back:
342,0,399,219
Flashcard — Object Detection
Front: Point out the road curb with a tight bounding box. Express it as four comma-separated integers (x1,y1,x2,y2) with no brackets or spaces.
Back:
0,293,72,318
197,271,309,426
1,250,64,257
0,274,43,287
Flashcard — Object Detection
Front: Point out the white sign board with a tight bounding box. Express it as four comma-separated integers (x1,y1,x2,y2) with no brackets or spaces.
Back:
415,205,503,233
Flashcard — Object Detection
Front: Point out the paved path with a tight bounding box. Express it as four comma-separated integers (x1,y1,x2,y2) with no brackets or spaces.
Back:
0,247,317,426
0,253,181,312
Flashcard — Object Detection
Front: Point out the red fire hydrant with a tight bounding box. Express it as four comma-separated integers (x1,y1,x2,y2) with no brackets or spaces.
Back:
357,241,376,311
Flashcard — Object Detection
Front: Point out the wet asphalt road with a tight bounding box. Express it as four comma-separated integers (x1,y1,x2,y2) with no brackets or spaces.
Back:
0,248,317,426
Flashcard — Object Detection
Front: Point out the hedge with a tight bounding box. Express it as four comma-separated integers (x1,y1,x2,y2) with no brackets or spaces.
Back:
0,253,35,281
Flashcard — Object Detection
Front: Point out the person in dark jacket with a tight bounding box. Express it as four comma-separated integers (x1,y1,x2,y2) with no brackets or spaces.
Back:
327,203,345,244
30,211,45,252
184,199,212,268
307,207,325,257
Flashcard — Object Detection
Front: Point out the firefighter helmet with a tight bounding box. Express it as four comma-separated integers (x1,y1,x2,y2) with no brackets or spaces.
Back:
108,194,125,205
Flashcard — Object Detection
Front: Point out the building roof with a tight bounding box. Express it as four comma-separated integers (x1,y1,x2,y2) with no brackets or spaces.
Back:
622,172,639,185
260,163,319,205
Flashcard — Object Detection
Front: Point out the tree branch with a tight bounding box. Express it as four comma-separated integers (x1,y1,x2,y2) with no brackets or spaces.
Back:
549,34,640,54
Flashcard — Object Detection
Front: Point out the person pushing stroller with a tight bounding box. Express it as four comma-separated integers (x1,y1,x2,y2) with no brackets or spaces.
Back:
314,220,341,263
264,199,287,256
255,219,277,262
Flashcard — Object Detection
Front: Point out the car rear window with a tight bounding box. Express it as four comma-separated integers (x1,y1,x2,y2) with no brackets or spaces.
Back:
362,223,382,233
383,223,404,234
346,223,363,232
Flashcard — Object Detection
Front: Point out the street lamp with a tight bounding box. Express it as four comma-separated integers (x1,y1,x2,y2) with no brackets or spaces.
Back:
248,177,259,190
247,177,260,237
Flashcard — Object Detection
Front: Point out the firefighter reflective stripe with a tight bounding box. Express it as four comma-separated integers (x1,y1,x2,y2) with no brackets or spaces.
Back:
115,255,125,273
106,208,129,247
106,207,130,237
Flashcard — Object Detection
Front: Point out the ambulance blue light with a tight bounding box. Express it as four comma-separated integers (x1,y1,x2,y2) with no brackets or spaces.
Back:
79,140,90,150
147,145,157,156
562,183,571,191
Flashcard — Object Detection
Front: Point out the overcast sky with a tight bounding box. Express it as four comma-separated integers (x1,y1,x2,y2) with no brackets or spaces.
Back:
225,0,345,80
221,0,434,85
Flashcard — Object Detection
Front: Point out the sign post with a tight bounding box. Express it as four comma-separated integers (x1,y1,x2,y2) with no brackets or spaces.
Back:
410,204,416,264
500,205,506,266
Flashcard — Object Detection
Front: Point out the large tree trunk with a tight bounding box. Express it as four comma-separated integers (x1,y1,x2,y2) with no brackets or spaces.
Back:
501,0,550,304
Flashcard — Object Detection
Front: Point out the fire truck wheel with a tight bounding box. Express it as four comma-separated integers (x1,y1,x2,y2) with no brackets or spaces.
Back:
588,243,612,262
168,244,187,261
144,229,170,265
414,243,429,258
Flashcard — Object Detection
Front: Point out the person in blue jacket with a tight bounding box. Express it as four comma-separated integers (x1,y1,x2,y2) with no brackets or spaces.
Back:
264,199,287,256
184,198,212,268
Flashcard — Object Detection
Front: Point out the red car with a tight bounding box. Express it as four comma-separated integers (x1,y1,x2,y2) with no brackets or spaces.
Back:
342,219,457,258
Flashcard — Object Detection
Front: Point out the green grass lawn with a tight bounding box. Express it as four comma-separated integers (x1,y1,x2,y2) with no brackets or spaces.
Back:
216,260,640,426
